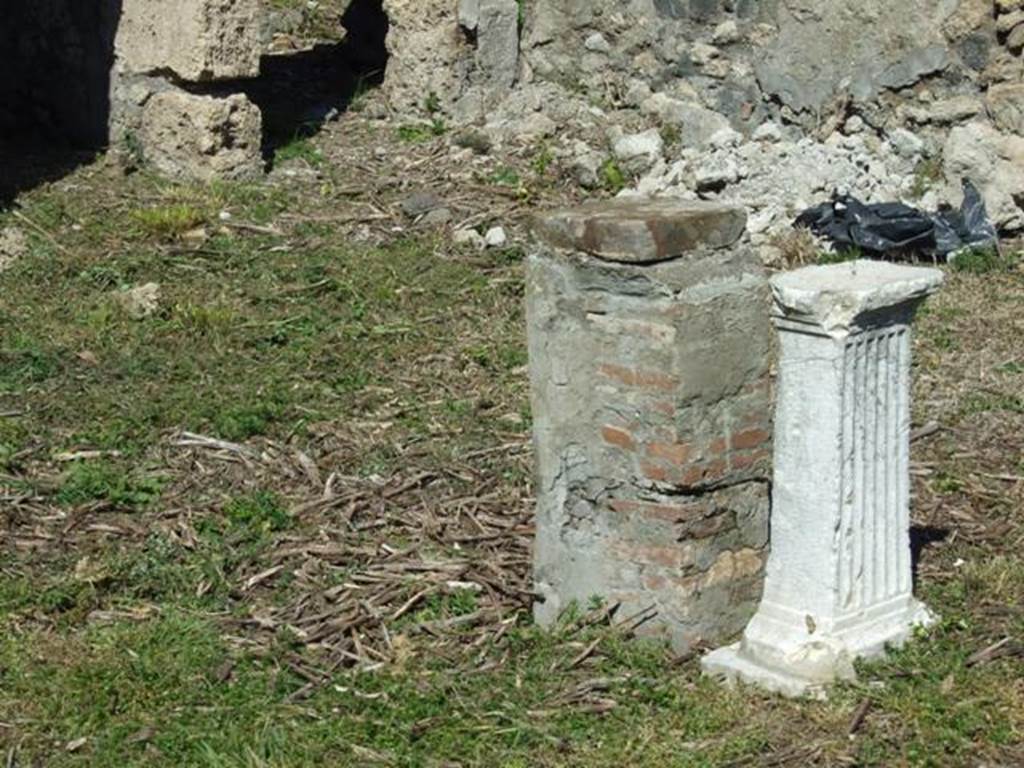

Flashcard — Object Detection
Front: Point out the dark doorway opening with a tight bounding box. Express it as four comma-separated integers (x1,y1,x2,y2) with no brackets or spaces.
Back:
208,0,390,162
0,0,122,206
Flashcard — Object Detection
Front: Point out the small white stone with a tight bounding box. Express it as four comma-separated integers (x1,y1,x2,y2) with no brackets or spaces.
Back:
612,128,664,161
708,126,743,149
752,122,783,143
454,228,485,249
624,78,653,107
711,20,741,44
114,283,161,320
695,156,740,190
690,42,720,65
844,115,865,134
584,32,611,53
747,207,777,235
888,128,925,159
0,227,28,273
484,226,508,248
612,129,665,173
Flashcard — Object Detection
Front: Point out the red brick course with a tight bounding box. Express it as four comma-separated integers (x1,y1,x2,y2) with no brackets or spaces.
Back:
597,362,678,391
601,424,636,451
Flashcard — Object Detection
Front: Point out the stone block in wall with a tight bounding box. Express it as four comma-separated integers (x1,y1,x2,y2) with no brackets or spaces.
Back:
986,83,1024,135
756,0,957,119
527,199,773,653
116,0,261,82
944,121,1024,232
382,0,473,114
138,89,263,182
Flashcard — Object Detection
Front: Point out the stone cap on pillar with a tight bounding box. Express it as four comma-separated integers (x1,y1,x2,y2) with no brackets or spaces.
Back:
532,198,747,264
770,260,944,336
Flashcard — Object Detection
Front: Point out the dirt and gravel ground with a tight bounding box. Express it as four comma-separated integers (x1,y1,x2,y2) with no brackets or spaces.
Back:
0,97,1022,767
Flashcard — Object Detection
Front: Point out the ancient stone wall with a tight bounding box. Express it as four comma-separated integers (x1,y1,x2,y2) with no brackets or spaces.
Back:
515,0,1024,234
521,0,1019,134
5,0,1021,227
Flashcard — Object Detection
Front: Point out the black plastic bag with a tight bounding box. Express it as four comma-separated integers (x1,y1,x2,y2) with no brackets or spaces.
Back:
794,179,998,258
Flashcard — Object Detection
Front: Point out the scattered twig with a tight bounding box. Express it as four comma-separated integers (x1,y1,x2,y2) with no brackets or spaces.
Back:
244,565,285,591
848,697,872,734
222,220,284,236
910,421,941,443
966,637,1023,667
54,450,122,462
566,637,602,670
12,209,71,256
172,431,260,458
971,471,1024,483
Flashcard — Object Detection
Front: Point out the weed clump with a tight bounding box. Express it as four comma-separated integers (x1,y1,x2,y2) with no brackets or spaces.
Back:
949,247,1018,275
56,461,164,509
132,204,206,239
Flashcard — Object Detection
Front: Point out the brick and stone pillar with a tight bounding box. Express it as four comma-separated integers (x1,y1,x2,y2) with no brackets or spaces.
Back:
702,260,944,697
527,199,773,652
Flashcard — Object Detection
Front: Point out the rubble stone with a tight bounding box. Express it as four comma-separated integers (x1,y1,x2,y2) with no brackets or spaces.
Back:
986,83,1024,134
944,121,1024,230
630,133,918,248
902,96,984,125
1008,22,1024,50
383,0,472,115
888,128,926,159
611,129,665,174
0,228,28,273
640,95,732,148
114,283,162,320
138,90,263,183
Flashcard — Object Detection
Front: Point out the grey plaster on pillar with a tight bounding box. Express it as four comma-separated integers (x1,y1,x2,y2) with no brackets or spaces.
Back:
527,199,774,653
703,260,944,697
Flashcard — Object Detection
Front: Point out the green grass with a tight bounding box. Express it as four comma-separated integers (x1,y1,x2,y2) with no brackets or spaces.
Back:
55,461,165,509
273,136,324,168
132,204,206,239
224,491,292,534
817,246,863,264
490,166,522,187
397,120,447,143
599,158,626,194
909,157,943,200
949,247,1019,275
0,177,521,466
2,579,1021,767
1,160,1022,767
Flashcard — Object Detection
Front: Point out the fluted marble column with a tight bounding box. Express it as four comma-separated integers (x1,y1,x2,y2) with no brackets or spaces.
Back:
703,260,944,697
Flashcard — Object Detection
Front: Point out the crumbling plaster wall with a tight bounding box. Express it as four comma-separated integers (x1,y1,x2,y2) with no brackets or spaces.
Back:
515,0,1024,231
521,0,1017,134
13,0,1018,218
